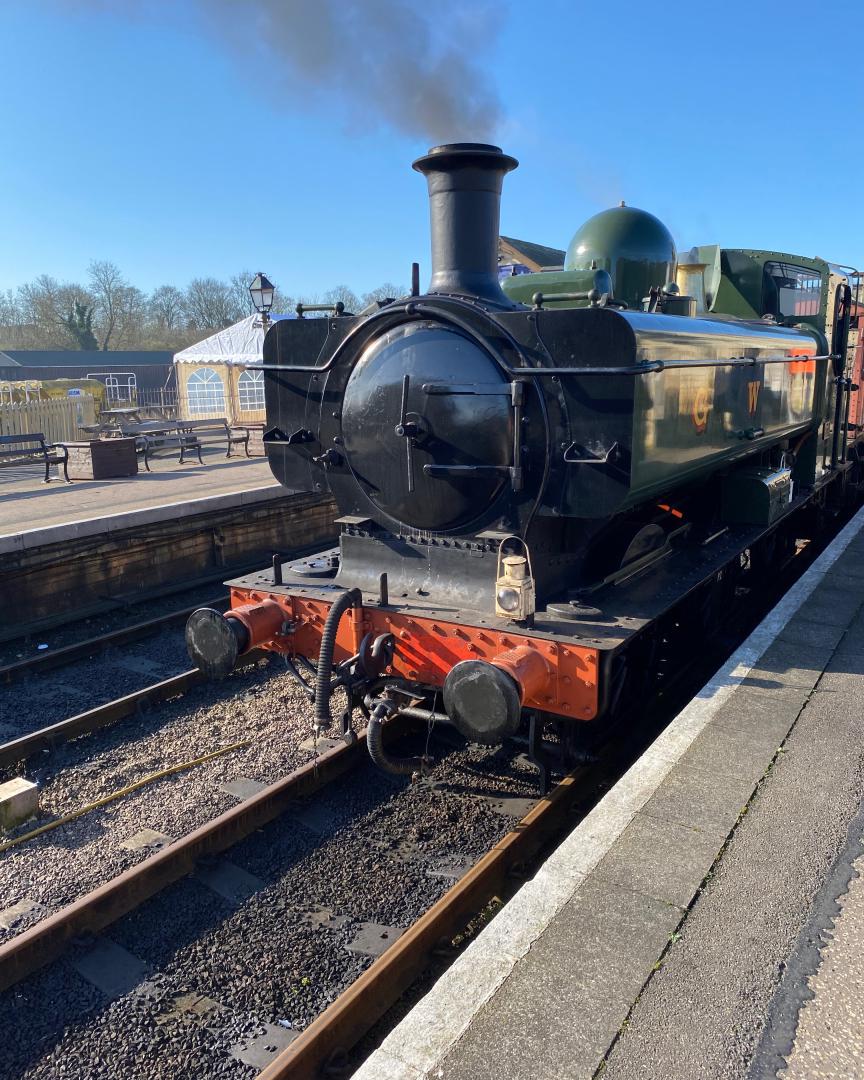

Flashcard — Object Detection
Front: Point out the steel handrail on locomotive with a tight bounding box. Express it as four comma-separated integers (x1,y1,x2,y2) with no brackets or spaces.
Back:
186,142,863,788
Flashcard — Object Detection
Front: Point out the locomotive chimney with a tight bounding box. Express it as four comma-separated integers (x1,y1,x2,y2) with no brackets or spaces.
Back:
412,142,519,307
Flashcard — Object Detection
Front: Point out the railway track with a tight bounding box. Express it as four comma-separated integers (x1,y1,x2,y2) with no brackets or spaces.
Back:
0,727,369,993
257,766,590,1080
0,594,227,685
0,654,272,772
0,710,588,1080
0,667,205,771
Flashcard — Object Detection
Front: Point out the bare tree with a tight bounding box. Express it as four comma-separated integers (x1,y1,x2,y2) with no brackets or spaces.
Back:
0,289,27,348
0,265,391,348
228,271,294,318
16,275,92,349
228,271,259,318
185,277,242,329
88,260,130,350
148,285,186,330
322,284,361,313
272,287,294,314
112,285,149,348
361,282,407,306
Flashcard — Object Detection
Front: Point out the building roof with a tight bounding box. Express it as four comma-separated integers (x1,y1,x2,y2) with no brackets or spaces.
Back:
0,350,174,368
499,236,566,272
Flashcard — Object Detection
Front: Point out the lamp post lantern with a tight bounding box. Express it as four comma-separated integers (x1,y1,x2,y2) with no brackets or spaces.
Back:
249,272,275,328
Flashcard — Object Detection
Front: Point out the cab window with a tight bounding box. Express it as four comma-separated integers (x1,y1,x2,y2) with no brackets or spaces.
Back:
763,262,822,319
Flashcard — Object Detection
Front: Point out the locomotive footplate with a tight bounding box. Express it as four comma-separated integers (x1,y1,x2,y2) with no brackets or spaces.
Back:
211,491,810,730
221,571,600,722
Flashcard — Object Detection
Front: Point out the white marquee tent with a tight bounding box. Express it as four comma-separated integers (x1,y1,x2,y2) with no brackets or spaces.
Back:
173,314,291,421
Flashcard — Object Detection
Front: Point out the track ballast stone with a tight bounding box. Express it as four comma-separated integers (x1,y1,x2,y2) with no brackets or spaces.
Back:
0,692,540,1079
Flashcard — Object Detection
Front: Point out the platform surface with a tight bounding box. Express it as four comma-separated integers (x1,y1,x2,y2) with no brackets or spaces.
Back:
0,452,276,541
355,505,864,1080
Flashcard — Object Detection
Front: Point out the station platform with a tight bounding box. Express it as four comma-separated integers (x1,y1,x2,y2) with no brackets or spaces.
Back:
0,453,334,640
357,506,864,1080
0,454,278,553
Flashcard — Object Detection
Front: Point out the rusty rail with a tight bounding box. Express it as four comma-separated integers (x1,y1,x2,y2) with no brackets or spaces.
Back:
257,767,590,1080
0,670,204,770
0,651,270,771
0,730,369,992
0,595,226,685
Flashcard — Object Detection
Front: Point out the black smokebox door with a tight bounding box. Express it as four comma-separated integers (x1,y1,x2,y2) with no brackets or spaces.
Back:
341,321,512,532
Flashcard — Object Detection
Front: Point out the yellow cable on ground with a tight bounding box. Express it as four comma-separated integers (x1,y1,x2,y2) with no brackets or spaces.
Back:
0,739,251,854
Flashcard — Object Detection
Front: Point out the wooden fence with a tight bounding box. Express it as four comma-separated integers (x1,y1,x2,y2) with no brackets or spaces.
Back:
0,396,96,443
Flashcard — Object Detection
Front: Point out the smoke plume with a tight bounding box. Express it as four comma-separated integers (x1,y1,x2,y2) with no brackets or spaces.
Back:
205,0,503,142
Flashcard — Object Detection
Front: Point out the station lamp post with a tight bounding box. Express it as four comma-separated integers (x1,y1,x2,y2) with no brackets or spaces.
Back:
249,272,275,328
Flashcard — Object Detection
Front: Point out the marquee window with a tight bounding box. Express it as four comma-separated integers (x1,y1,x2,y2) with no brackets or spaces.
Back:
187,367,226,414
238,369,265,411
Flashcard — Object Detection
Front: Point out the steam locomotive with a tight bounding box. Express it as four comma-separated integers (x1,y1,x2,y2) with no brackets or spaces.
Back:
187,143,862,788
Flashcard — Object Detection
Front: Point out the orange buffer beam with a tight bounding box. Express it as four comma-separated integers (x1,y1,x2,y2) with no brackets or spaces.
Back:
230,588,599,721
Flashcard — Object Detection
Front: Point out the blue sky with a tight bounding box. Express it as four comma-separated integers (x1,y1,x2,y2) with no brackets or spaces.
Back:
2,0,862,300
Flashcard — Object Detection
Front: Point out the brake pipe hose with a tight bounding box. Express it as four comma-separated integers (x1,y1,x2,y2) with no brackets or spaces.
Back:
314,588,361,731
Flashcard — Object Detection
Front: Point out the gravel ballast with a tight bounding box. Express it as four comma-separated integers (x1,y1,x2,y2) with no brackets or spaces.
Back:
0,716,541,1080
0,658,326,938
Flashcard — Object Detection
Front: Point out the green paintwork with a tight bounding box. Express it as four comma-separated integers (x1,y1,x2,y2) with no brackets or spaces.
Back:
720,466,793,525
502,205,676,311
502,267,600,307
566,205,676,309
704,247,835,481
626,317,823,509
550,306,826,519
709,248,830,328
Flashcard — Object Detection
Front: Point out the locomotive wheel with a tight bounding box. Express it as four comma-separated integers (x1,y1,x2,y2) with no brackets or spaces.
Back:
583,519,670,583
619,524,666,568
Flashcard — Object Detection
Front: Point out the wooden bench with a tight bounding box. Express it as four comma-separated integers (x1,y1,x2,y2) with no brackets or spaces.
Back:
0,433,70,483
175,419,254,458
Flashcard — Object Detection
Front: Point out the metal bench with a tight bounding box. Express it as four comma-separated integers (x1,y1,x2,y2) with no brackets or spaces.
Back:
139,432,203,471
175,418,254,458
0,433,70,483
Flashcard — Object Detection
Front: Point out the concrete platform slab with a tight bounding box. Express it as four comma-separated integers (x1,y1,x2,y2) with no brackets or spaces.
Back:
591,811,721,909
789,582,864,627
439,879,681,1080
0,459,277,552
703,685,812,744
638,761,755,838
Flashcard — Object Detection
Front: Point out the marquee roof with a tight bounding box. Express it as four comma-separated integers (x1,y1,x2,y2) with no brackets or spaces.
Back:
173,314,292,366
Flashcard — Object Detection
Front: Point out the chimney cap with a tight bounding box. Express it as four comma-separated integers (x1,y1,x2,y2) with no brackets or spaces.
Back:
413,142,518,175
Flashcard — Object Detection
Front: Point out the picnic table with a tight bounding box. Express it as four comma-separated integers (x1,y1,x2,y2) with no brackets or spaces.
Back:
100,407,144,424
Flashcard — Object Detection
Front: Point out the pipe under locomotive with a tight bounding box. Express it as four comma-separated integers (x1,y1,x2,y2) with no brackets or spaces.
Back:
187,142,858,788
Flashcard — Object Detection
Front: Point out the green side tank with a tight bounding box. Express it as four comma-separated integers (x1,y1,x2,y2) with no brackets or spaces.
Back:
502,204,677,310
